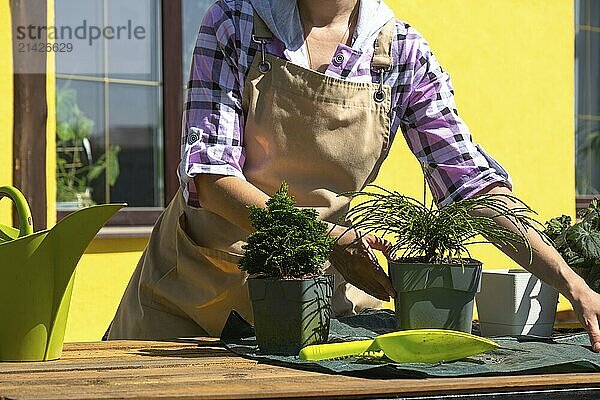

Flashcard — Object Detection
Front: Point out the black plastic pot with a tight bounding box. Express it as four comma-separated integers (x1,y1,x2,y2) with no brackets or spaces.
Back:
247,275,333,355
389,259,483,333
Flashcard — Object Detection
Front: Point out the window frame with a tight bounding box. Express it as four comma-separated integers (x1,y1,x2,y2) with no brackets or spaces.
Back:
577,195,597,213
575,0,600,212
55,0,182,228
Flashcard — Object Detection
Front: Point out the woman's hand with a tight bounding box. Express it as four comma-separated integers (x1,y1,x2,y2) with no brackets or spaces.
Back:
569,284,600,352
328,227,396,301
471,184,600,351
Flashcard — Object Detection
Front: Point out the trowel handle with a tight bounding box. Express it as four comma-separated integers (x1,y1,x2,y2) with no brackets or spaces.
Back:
0,186,34,237
299,339,376,361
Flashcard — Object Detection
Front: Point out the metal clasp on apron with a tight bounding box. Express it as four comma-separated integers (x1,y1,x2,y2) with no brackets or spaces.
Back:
370,18,396,104
252,35,272,73
373,67,390,103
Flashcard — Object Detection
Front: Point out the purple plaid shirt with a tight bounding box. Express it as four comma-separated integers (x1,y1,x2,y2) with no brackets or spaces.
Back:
179,0,512,206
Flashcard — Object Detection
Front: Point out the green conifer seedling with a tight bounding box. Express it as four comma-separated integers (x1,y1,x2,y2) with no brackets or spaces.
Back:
239,182,335,279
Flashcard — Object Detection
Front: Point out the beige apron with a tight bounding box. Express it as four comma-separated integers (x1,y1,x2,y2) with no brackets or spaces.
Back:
108,15,396,340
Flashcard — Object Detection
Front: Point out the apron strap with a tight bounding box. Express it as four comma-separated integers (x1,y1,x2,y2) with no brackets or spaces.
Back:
371,18,396,71
252,11,273,40
252,12,273,73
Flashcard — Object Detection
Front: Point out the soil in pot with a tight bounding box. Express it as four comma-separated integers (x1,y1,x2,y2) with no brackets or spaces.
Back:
248,275,333,355
389,259,482,333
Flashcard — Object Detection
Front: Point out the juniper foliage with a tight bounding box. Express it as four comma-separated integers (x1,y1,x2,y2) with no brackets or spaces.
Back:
239,182,335,279
343,185,541,264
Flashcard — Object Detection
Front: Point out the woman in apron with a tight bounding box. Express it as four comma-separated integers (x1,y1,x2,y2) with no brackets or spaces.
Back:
108,0,600,351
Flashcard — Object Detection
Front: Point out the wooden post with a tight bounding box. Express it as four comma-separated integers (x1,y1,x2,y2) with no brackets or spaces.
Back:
11,0,48,230
162,0,183,205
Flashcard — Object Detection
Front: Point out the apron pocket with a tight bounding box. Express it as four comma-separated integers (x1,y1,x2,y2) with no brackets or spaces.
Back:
173,212,245,293
150,210,252,336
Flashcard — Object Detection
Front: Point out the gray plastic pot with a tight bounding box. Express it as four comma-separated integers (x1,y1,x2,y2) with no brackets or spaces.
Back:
476,269,558,337
389,259,483,333
247,275,333,355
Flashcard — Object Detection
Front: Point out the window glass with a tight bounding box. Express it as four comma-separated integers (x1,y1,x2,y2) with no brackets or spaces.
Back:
54,0,104,78
107,0,161,81
578,0,600,26
107,83,163,206
56,80,105,206
55,0,163,209
593,2,600,27
575,0,600,195
576,30,600,117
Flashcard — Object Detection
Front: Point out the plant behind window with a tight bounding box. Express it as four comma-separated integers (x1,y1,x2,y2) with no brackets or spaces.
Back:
56,86,120,203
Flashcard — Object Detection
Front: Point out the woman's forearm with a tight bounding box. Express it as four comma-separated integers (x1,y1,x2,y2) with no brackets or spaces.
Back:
471,185,589,303
194,174,270,233
195,174,356,239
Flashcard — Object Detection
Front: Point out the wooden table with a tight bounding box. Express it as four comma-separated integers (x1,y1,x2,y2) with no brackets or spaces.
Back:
1,339,600,400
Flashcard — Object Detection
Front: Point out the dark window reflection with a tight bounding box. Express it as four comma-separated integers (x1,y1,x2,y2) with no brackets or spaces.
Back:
107,84,163,207
575,0,600,195
579,0,600,26
56,79,106,208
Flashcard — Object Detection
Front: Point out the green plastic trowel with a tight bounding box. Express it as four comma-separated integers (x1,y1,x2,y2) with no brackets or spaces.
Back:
0,185,124,361
299,329,499,364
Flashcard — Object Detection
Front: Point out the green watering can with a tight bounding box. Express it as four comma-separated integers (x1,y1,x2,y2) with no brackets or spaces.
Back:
0,186,124,361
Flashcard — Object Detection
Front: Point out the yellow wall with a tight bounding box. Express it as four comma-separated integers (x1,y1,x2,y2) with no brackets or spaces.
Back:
64,239,145,342
380,0,575,262
378,0,575,311
3,0,573,341
0,0,13,221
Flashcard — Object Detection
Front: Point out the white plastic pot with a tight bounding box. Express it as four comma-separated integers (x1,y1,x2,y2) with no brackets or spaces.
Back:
476,269,559,337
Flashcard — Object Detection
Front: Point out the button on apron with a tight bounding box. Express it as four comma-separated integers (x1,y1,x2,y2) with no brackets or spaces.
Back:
333,52,345,66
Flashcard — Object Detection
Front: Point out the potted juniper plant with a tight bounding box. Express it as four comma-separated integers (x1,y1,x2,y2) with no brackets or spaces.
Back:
544,198,600,293
238,182,336,355
343,185,540,333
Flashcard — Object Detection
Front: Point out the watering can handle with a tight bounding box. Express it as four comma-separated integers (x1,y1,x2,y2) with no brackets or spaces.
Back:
0,186,34,237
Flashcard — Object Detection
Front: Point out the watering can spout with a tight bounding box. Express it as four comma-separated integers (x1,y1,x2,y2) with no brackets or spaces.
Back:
43,203,124,360
0,186,124,361
50,203,125,278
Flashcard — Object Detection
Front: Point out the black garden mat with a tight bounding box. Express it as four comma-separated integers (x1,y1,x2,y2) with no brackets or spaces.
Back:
221,309,600,378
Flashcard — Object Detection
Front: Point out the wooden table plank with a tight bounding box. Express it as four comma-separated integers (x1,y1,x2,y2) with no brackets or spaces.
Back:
1,339,599,400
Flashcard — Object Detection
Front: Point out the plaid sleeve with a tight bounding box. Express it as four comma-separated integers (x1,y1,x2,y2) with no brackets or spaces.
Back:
179,1,246,196
399,28,512,207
